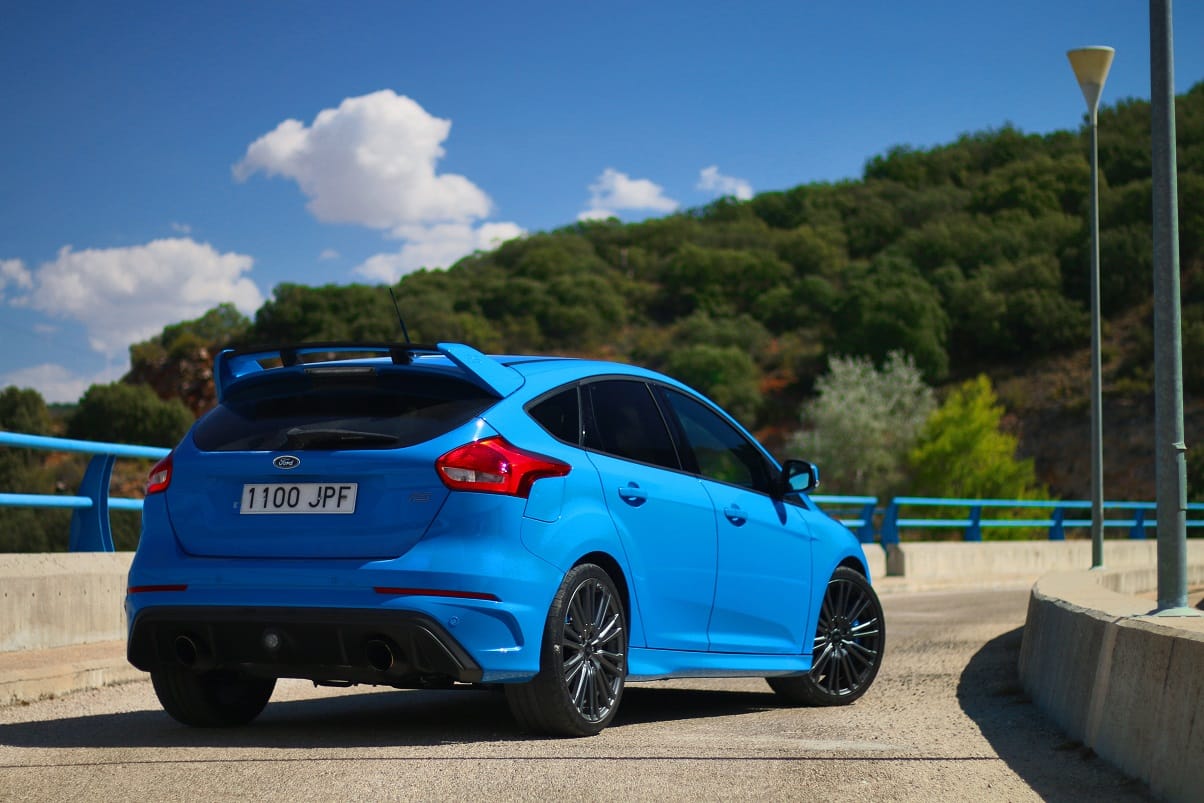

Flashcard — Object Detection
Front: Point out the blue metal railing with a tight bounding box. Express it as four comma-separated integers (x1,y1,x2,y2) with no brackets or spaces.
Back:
0,431,168,551
812,494,879,543
877,496,1204,544
4,430,1203,551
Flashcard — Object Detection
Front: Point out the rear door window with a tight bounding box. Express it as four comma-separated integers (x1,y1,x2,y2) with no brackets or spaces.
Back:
193,370,495,452
582,380,680,471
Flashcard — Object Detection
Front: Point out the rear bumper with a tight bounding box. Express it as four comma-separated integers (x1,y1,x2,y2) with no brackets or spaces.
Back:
127,606,483,686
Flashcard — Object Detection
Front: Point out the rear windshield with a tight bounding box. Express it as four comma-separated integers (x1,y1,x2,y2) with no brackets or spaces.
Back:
193,370,495,452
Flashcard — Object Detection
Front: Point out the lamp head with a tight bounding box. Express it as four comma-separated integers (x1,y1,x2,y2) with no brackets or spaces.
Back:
1068,46,1115,119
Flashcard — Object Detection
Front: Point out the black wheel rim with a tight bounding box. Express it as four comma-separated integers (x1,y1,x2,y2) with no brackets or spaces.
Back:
811,577,883,698
561,578,625,722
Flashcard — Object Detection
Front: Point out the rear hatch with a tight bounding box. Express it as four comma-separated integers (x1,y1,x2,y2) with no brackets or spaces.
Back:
166,364,499,559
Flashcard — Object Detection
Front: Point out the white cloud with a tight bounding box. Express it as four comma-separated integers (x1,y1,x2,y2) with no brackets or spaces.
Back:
354,221,526,284
170,221,192,234
697,165,753,201
0,362,125,404
233,90,492,230
318,248,341,261
1,258,33,300
16,238,263,358
577,208,616,223
579,168,678,221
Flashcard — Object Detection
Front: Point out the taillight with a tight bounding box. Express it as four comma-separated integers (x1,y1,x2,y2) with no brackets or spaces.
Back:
146,453,173,494
436,436,570,498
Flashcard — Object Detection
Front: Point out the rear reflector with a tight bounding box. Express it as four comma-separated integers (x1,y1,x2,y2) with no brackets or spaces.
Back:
374,587,500,602
436,436,569,498
128,584,188,594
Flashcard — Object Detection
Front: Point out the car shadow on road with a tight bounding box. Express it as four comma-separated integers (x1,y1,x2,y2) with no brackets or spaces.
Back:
0,686,519,750
0,683,778,750
615,685,778,727
957,627,1150,801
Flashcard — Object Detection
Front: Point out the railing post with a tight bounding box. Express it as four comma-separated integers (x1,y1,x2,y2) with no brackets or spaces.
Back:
1130,508,1146,540
965,505,983,541
858,501,877,544
881,500,900,545
1049,507,1067,540
68,454,116,552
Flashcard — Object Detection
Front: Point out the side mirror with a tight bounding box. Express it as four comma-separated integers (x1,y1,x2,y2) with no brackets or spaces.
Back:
778,459,819,496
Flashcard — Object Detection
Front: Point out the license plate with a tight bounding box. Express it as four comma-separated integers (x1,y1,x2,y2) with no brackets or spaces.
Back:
240,483,358,514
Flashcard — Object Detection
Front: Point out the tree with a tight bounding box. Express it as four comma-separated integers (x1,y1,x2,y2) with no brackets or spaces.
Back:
789,352,934,495
68,383,194,447
0,386,54,485
0,386,77,552
126,303,253,417
830,255,950,382
907,375,1045,500
0,386,52,437
656,244,792,324
250,283,400,343
664,345,763,425
159,302,249,355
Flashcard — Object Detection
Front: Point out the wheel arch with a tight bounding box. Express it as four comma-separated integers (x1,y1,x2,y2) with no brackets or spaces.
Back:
837,554,870,579
574,551,631,621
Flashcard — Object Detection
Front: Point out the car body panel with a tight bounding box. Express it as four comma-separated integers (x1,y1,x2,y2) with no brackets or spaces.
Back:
586,449,717,651
702,482,814,654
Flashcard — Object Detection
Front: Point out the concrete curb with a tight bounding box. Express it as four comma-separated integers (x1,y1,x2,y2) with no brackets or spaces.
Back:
0,640,142,706
1018,568,1204,803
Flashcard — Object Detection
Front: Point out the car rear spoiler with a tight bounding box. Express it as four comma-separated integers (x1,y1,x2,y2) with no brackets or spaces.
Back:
213,342,524,401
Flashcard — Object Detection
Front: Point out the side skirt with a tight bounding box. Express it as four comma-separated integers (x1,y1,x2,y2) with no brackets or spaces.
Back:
627,647,812,681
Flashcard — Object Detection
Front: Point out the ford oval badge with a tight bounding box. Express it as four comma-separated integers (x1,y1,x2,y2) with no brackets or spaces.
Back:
273,455,301,470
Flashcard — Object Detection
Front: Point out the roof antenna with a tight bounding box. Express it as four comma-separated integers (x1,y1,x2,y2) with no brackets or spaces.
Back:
387,287,412,345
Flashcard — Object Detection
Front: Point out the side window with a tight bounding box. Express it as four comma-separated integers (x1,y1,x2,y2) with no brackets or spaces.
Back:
528,387,581,444
583,380,680,471
661,389,774,493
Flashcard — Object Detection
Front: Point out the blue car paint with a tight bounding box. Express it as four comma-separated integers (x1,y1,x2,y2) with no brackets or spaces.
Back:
127,344,870,688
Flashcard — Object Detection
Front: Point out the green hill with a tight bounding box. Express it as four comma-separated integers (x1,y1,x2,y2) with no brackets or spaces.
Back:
21,82,1204,512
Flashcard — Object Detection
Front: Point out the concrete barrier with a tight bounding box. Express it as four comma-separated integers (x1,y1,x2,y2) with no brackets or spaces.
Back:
1018,563,1204,803
0,552,133,651
884,539,1204,585
861,543,885,580
0,542,1184,652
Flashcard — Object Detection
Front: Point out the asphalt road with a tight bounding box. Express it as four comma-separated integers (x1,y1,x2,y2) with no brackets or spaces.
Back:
0,586,1152,802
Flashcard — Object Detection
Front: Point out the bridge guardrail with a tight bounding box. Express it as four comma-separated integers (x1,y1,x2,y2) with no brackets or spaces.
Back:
4,431,1203,552
0,431,168,552
879,496,1204,544
811,494,878,543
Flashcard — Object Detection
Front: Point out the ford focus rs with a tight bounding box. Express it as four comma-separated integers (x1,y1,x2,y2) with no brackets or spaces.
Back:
126,342,884,736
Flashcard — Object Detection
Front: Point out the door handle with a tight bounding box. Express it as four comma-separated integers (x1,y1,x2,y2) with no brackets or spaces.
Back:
723,505,747,526
617,483,648,506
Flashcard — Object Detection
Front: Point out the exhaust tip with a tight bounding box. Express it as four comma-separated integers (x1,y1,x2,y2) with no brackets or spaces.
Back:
174,635,202,667
364,638,397,672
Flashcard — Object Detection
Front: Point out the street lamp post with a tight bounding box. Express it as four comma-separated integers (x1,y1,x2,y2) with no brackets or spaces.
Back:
1149,0,1194,614
1067,46,1114,570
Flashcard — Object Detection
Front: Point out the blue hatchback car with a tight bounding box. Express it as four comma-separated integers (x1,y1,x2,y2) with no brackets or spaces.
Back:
126,342,884,736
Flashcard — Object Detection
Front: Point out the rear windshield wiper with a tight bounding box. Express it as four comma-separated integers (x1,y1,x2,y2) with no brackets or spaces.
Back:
282,427,400,449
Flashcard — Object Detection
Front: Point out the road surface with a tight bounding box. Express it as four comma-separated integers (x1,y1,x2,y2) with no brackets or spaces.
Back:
0,586,1151,801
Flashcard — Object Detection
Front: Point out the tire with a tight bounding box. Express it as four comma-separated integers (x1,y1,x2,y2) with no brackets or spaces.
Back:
505,563,627,737
151,666,276,727
768,566,885,706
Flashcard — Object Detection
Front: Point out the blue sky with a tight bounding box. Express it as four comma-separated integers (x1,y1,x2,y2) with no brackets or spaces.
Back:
1,0,1202,402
